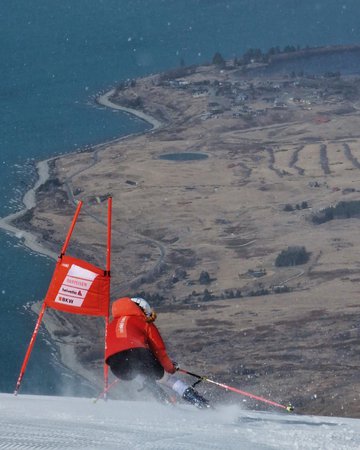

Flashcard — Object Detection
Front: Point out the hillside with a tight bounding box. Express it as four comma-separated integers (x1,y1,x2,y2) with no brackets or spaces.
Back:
17,58,360,417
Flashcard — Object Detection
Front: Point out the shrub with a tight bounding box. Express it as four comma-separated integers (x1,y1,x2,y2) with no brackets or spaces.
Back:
248,288,269,297
272,285,292,294
283,204,294,212
203,289,214,301
212,52,225,67
275,246,310,267
199,270,211,285
312,200,360,224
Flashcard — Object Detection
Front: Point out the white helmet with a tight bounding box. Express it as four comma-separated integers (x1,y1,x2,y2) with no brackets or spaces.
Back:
131,297,156,322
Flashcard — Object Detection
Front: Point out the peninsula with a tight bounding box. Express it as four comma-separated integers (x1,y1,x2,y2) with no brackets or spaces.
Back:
13,45,360,417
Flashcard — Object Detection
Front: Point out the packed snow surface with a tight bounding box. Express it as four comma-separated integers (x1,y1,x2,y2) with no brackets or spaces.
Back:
1,394,360,449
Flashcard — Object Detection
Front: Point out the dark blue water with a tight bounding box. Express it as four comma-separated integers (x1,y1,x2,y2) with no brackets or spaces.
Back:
1,0,360,395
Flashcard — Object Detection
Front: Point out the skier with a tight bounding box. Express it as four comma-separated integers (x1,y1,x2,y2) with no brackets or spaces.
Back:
105,296,210,409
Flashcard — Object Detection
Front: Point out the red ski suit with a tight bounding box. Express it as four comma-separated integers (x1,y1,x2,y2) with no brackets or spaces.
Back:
105,297,175,374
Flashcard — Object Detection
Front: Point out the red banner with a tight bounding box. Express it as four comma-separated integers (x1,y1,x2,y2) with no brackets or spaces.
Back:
44,255,110,316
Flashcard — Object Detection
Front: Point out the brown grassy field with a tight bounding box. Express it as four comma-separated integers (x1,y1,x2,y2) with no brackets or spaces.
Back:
25,64,360,417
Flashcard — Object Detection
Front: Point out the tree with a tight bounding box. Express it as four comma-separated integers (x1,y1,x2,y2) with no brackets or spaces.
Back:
275,246,310,267
268,46,281,56
212,52,225,67
243,48,263,64
199,270,211,285
203,289,214,301
311,200,360,224
283,45,297,53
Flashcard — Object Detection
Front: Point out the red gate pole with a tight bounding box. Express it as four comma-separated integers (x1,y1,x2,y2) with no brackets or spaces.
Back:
60,201,83,257
93,378,119,404
106,197,112,274
14,302,47,395
103,197,112,398
15,201,83,396
103,317,109,399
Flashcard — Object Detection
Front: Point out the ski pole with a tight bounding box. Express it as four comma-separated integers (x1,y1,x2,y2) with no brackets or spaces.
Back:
93,378,119,403
179,368,294,412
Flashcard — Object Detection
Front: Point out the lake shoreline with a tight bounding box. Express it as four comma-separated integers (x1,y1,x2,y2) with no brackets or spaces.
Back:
0,88,164,391
5,44,360,414
0,158,58,260
97,89,163,130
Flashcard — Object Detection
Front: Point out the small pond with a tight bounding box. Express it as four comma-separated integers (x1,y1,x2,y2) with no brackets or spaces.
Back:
159,152,209,161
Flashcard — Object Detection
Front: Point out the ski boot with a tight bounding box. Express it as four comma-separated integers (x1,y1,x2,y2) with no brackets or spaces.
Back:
182,387,210,409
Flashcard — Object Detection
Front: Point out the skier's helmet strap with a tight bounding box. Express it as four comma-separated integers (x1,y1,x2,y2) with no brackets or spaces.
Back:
131,297,157,322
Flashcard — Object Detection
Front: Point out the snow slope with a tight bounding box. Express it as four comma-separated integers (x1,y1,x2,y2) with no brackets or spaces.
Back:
0,394,359,449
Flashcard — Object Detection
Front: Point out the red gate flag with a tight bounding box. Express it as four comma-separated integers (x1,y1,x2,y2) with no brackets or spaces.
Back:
44,255,110,317
15,198,112,396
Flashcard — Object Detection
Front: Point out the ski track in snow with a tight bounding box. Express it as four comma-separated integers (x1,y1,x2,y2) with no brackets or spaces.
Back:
0,394,359,449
